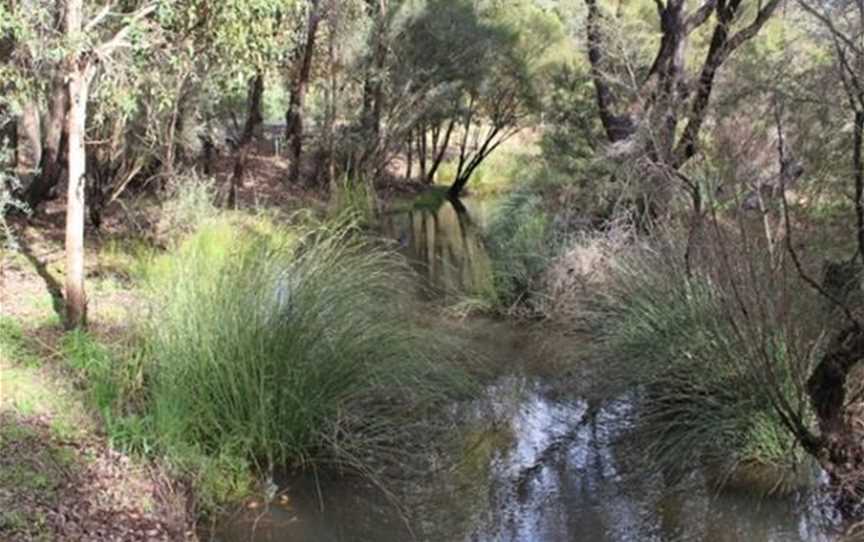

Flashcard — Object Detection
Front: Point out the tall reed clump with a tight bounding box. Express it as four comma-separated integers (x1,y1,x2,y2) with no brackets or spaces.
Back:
580,229,819,487
139,216,467,503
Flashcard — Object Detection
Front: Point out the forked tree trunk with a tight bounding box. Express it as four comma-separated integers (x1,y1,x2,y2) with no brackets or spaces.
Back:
65,0,87,330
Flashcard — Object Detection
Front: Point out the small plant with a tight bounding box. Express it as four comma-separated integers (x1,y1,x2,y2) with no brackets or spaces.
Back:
330,175,377,225
61,330,119,416
156,172,218,241
581,230,816,485
0,317,40,367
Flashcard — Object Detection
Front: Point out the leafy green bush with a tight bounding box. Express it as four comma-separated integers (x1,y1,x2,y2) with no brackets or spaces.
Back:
138,216,467,503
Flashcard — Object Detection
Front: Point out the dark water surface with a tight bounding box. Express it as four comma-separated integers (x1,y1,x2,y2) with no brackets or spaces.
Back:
213,196,840,542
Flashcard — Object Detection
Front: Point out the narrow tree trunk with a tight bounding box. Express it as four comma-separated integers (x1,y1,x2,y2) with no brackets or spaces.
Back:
448,123,512,199
325,4,339,191
360,0,388,149
286,0,321,185
16,100,41,178
405,133,413,181
854,110,864,261
229,73,264,208
65,0,87,330
426,118,455,184
417,127,427,181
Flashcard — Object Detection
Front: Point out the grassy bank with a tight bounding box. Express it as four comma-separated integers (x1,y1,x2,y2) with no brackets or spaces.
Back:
1,192,472,537
134,215,468,509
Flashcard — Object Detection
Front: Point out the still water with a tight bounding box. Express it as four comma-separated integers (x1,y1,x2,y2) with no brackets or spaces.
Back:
213,195,841,542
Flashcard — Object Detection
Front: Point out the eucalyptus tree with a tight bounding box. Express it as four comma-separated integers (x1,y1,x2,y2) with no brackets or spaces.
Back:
285,0,323,184
583,0,783,214
58,0,157,328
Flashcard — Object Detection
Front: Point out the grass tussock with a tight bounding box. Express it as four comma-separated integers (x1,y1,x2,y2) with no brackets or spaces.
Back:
569,225,821,487
136,215,468,507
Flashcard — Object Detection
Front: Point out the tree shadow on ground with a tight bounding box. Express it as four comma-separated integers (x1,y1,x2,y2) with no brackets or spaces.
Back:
16,236,65,321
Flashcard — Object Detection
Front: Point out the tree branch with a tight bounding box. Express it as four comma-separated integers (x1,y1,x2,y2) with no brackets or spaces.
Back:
685,0,718,32
94,2,157,58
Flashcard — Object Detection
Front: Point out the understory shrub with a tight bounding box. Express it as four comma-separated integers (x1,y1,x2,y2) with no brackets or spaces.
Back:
138,215,467,505
155,172,218,241
483,190,554,313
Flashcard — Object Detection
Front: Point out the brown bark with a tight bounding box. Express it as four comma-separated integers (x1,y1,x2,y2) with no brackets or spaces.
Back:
229,73,264,208
405,134,413,181
25,68,68,209
16,100,41,177
585,0,781,170
361,0,388,141
65,0,87,330
417,127,427,180
286,0,322,185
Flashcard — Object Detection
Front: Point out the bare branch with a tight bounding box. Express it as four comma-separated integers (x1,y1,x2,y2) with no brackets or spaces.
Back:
780,170,861,328
797,0,864,57
726,0,784,52
85,3,115,33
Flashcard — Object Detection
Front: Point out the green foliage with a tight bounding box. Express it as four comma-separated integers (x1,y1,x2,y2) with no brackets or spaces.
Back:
584,235,811,481
329,176,377,225
539,61,602,176
137,216,467,506
484,190,552,312
61,331,119,416
0,317,39,368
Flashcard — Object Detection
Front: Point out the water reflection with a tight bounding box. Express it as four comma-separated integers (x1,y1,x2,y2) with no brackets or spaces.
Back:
381,197,494,299
456,379,834,542
215,375,837,541
213,195,841,542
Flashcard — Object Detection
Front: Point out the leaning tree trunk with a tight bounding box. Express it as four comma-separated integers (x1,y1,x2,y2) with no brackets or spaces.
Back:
65,0,87,330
